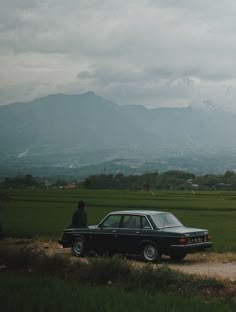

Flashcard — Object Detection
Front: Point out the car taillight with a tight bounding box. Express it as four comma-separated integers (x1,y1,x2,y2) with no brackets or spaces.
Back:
179,238,187,245
207,234,210,241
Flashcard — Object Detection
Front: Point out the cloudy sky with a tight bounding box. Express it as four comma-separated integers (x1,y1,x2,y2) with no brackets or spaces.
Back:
1,0,236,110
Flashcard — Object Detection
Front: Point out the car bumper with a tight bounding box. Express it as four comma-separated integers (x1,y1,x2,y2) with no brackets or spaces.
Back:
170,241,213,252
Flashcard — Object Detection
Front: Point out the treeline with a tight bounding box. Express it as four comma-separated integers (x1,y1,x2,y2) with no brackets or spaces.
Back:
82,170,236,190
1,170,236,190
0,175,73,189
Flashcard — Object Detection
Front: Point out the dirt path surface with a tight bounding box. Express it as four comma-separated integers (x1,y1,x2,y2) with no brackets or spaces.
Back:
155,260,236,280
1,238,236,281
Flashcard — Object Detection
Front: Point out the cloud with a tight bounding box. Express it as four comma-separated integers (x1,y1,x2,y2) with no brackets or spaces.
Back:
1,0,236,111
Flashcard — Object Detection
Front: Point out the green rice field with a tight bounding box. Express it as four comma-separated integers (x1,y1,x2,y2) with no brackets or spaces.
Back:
0,189,236,252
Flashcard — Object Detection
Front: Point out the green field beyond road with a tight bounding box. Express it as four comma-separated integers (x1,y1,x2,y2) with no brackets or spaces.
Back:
0,189,236,252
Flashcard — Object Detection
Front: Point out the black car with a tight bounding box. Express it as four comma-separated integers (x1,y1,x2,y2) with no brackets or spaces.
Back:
59,210,213,262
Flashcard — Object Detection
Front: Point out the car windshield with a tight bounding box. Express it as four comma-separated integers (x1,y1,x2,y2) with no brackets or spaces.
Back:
151,213,183,229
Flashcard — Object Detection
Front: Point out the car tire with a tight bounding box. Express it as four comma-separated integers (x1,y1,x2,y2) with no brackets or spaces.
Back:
72,238,85,257
142,243,161,262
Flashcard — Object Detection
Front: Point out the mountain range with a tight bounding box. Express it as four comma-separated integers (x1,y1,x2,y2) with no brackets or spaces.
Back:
1,91,236,178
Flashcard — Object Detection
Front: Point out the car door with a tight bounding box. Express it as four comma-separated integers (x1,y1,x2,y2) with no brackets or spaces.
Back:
139,215,155,244
90,214,122,254
117,215,142,253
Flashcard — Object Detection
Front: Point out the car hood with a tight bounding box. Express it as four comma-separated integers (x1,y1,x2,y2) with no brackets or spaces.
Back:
162,226,208,235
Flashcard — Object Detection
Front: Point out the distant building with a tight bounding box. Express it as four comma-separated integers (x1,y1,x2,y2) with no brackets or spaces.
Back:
64,184,76,189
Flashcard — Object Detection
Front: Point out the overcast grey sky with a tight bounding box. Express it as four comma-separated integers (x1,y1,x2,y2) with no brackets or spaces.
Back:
1,0,236,110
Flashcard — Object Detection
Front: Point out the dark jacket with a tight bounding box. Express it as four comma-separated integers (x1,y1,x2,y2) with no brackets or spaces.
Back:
72,207,87,227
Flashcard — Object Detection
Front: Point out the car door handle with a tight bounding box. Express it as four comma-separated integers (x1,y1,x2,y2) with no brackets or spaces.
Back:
135,231,140,234
112,230,117,233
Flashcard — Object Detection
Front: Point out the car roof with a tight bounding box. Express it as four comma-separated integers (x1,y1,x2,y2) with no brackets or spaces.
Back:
109,210,166,216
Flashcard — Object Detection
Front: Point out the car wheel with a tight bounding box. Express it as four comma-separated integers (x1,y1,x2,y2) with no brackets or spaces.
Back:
142,244,161,262
170,253,186,261
72,238,85,257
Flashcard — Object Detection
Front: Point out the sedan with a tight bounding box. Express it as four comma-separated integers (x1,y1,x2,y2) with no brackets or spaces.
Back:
58,210,213,262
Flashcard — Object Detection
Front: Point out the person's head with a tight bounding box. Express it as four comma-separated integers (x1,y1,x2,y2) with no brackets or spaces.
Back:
78,200,85,209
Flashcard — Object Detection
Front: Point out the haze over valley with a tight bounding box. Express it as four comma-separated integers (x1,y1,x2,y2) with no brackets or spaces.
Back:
1,92,236,178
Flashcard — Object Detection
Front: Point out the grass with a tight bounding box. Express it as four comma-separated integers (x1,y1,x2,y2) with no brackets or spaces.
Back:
0,245,227,297
0,273,234,312
0,189,236,251
0,244,235,311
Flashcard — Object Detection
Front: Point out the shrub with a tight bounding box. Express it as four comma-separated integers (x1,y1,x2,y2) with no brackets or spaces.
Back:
36,253,73,276
84,256,131,284
127,265,190,293
0,245,42,269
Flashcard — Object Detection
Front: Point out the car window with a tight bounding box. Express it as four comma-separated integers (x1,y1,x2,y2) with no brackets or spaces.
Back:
121,215,141,229
101,215,121,228
141,216,152,229
151,213,183,229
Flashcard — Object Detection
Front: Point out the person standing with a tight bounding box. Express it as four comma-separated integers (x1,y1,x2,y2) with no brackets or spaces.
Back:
72,200,87,227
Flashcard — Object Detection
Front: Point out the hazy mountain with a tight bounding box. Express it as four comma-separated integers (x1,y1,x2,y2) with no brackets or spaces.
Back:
1,91,236,177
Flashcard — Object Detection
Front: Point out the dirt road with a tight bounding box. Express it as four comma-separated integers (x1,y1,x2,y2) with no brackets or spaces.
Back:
1,238,236,281
154,259,236,280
